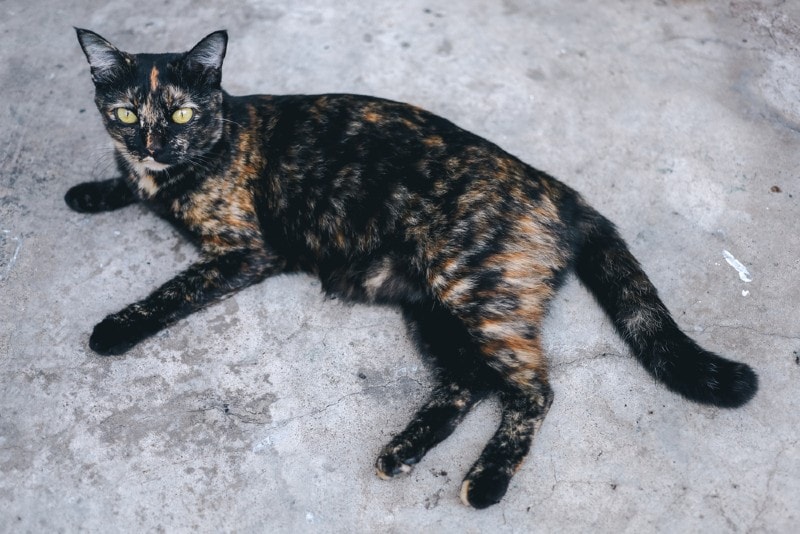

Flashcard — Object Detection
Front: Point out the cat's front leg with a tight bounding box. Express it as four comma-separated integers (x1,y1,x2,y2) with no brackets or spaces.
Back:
65,177,137,213
89,248,281,355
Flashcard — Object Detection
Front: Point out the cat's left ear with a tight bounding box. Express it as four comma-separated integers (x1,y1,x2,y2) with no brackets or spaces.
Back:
183,30,227,85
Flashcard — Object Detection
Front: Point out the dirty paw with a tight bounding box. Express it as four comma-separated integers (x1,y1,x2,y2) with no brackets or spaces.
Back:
375,450,418,480
89,313,155,355
459,469,511,509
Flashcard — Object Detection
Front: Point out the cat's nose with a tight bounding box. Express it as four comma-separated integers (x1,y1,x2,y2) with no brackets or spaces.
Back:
144,147,164,163
143,131,165,158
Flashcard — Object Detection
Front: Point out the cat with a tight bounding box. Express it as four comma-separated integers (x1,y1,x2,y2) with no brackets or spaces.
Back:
67,29,758,509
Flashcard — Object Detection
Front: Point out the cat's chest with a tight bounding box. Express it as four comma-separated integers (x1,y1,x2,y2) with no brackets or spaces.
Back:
169,178,263,252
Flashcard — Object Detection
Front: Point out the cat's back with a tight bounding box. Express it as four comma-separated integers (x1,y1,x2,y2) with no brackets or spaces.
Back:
228,92,564,206
230,92,502,163
222,93,577,260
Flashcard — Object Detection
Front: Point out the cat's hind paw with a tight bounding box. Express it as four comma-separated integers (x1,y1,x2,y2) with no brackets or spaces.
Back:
459,468,512,509
375,450,416,480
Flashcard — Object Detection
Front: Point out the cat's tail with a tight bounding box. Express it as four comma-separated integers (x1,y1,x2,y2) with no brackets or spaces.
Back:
573,205,757,408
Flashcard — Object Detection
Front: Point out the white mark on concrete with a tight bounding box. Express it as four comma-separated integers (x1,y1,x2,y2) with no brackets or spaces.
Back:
1,233,22,281
305,512,315,523
252,435,273,453
742,290,750,297
723,250,752,282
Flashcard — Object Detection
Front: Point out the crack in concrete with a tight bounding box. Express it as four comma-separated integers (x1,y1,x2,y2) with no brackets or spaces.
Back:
264,375,425,432
190,403,271,425
279,316,402,346
747,438,799,533
699,323,800,343
551,351,628,370
278,315,313,345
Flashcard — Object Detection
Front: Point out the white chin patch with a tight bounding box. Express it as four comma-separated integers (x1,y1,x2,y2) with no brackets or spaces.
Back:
140,156,171,172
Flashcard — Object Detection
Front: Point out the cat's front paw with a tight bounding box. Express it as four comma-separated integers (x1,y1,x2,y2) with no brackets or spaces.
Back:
65,182,106,213
89,313,155,355
65,179,136,213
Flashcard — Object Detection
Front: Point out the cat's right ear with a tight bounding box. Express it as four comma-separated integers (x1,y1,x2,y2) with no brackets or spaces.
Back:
183,30,228,86
75,28,129,85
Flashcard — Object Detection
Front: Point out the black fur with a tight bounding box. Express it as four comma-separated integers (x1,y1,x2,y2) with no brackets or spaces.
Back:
67,29,758,508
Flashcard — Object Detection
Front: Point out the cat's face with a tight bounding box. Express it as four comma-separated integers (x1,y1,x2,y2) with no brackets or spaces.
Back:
76,29,228,176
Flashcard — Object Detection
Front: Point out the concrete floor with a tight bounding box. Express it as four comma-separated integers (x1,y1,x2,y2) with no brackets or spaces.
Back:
1,0,799,532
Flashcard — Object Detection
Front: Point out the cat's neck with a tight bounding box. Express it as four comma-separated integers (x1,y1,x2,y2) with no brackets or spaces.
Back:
124,107,236,201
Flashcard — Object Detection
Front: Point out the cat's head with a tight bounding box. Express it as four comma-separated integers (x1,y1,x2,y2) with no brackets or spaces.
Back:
76,29,228,176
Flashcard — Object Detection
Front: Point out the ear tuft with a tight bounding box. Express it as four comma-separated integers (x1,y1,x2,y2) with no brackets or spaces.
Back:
184,30,228,80
75,28,128,84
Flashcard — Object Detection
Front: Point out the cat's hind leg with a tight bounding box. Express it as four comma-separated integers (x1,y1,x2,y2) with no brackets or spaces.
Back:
377,297,555,508
440,292,554,508
429,233,564,507
459,377,553,509
65,177,137,213
376,379,483,479
375,302,491,479
444,305,555,508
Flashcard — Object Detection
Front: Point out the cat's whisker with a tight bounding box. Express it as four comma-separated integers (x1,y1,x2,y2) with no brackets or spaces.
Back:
219,117,245,128
88,147,119,180
185,156,213,175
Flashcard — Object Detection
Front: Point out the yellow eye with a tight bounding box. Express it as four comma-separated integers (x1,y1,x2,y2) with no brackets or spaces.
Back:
116,108,137,124
172,107,194,124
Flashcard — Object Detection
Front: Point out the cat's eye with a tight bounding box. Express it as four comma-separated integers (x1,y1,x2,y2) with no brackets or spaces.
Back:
116,108,137,124
172,107,194,124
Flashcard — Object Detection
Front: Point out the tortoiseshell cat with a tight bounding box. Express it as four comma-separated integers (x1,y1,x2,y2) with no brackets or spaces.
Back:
67,29,757,508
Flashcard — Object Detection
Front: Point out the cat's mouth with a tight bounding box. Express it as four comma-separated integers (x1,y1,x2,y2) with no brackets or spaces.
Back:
115,142,174,175
141,156,172,171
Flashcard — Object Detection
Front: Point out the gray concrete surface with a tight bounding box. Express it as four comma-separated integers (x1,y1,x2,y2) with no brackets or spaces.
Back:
1,0,798,532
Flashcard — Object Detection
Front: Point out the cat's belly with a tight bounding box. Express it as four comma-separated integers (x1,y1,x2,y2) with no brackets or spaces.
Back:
318,255,427,305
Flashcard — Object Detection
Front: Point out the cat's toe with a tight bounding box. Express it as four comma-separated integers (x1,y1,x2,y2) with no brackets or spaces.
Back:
375,451,415,480
459,469,511,509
